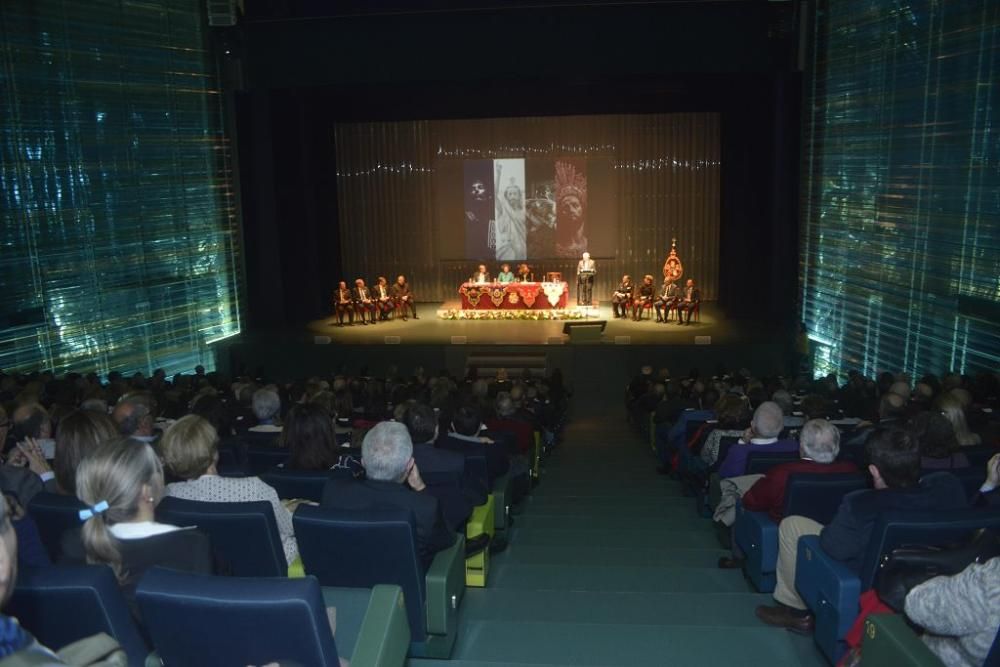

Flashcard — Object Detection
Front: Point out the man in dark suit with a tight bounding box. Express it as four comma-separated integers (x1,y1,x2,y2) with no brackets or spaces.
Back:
403,403,479,531
321,421,455,571
470,264,491,284
352,278,377,325
611,275,633,319
654,279,680,323
676,278,700,325
392,274,418,320
334,281,355,326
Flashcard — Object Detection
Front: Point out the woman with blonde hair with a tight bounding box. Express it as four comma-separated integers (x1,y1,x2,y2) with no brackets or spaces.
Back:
938,395,982,446
62,438,212,608
161,414,298,564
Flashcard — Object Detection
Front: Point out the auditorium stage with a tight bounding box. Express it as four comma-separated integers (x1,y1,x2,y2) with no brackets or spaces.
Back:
304,301,763,346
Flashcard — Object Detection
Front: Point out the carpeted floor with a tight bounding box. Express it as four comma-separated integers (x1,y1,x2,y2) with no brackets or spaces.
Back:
409,381,826,667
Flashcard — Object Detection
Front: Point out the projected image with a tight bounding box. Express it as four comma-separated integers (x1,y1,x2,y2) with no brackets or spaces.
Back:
461,158,594,260
464,160,494,259
493,159,527,260
554,159,587,257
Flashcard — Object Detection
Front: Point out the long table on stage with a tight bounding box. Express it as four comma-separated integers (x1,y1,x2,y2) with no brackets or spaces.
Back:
459,281,569,310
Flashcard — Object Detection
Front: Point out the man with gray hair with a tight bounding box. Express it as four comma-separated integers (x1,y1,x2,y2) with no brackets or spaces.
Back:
248,388,282,433
717,401,800,478
320,421,457,570
111,395,156,443
714,419,858,563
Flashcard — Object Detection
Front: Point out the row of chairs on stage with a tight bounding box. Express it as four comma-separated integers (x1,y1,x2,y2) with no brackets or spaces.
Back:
612,295,700,323
334,297,418,326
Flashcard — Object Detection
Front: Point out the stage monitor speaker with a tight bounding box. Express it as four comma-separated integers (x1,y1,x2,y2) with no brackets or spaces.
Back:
384,336,401,345
547,336,565,345
563,321,606,344
614,336,631,345
695,336,712,345
451,336,467,345
313,336,331,345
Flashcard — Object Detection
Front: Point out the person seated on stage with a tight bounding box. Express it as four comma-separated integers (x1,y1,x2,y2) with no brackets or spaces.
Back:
754,426,967,633
392,274,418,320
631,275,655,321
611,274,633,319
676,278,701,325
497,263,515,284
471,264,491,284
352,278,377,325
321,421,461,572
373,276,394,321
516,263,534,282
654,278,680,323
334,280,355,326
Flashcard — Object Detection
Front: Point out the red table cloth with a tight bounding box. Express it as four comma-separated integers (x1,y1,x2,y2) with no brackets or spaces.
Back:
459,281,569,310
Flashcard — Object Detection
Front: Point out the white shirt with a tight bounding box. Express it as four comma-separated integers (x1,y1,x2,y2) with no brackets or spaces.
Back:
109,521,181,540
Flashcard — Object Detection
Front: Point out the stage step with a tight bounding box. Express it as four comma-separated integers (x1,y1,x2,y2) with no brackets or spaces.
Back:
465,354,547,379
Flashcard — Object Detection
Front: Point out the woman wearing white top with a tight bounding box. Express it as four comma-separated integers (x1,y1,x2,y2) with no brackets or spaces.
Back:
160,415,299,565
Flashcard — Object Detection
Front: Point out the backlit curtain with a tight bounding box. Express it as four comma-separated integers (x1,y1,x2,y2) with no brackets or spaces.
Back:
801,0,1000,378
334,114,720,302
0,0,242,375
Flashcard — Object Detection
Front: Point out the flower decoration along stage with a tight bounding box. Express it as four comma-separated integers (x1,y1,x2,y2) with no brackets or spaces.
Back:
437,308,588,321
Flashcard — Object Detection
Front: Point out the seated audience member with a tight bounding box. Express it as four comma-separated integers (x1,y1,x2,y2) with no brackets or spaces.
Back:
909,411,969,470
904,556,1000,667
0,493,91,664
160,415,298,565
487,393,534,456
61,438,214,611
248,388,282,434
755,427,968,632
938,394,982,447
714,419,857,534
771,390,804,429
697,395,751,469
403,403,476,530
373,276,394,320
111,395,158,443
321,422,456,571
439,405,510,488
190,394,233,440
53,410,120,495
717,401,799,478
973,454,1000,508
282,403,359,473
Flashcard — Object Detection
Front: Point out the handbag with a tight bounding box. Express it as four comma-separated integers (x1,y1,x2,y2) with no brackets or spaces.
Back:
875,528,1000,612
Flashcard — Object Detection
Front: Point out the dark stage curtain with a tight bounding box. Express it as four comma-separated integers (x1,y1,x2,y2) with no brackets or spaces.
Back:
333,114,720,303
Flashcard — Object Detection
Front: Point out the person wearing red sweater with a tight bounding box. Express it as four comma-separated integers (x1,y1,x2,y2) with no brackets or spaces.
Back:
741,423,858,523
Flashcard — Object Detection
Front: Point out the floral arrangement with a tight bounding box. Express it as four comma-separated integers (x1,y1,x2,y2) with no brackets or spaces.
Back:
438,309,588,321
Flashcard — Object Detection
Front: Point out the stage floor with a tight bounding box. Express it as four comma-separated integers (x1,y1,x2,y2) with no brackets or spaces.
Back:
306,301,765,346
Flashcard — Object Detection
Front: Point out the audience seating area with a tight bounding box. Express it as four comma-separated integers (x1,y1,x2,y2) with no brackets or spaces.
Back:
0,363,567,665
627,363,1000,667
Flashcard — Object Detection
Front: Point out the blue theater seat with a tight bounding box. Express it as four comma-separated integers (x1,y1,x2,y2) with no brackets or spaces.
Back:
26,492,86,562
155,496,286,577
7,565,149,666
245,444,290,475
744,451,802,475
136,568,409,667
796,507,1000,664
260,466,352,502
293,505,465,659
734,472,867,592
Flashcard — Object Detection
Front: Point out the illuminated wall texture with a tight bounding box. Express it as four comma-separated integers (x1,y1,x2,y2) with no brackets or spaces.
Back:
0,0,242,375
801,0,1000,378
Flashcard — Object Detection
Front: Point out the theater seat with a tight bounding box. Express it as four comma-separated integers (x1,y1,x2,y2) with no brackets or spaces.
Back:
293,505,465,659
7,565,150,666
26,492,86,562
245,444,291,475
136,568,409,667
734,472,867,592
744,452,802,475
155,497,286,577
795,507,1000,664
861,614,944,666
260,467,352,502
